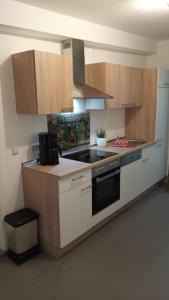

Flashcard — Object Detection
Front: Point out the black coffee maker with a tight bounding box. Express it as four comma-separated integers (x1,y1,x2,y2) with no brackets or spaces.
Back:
39,132,62,165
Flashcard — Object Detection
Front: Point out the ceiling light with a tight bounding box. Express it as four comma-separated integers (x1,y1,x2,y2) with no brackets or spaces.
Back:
136,0,169,10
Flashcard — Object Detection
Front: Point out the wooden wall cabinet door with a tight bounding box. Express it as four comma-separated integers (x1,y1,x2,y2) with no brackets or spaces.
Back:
85,62,143,109
12,50,73,114
130,67,143,107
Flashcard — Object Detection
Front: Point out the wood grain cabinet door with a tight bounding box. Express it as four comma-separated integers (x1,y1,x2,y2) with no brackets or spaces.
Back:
85,62,143,109
130,67,143,107
114,65,143,108
35,51,64,114
35,51,73,114
105,63,121,108
12,50,38,114
13,50,73,114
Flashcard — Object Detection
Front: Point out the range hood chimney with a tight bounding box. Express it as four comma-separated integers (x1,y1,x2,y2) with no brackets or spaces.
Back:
61,39,113,100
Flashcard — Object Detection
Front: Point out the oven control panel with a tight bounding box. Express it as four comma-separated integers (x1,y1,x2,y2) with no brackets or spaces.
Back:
92,159,120,177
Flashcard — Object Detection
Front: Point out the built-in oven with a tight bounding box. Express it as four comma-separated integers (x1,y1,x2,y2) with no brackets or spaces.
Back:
92,159,120,215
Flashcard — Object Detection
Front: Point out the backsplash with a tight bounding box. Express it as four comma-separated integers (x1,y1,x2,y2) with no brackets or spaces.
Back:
48,112,90,151
47,109,125,152
90,109,125,145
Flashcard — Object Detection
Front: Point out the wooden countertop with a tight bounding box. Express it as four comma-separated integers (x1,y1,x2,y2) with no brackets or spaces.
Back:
23,141,156,179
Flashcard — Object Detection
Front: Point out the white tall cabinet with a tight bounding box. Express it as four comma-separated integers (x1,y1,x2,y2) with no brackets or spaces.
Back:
156,69,169,178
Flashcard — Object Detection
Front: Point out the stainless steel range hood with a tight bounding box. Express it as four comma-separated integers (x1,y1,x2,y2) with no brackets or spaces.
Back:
61,39,113,100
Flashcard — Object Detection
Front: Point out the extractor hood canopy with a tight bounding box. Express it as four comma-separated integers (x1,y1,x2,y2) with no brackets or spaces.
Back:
61,39,113,100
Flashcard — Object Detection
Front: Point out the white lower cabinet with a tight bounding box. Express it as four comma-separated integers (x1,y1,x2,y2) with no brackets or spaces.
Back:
120,159,142,205
59,180,92,248
141,142,167,189
139,145,157,192
58,144,168,248
121,144,168,206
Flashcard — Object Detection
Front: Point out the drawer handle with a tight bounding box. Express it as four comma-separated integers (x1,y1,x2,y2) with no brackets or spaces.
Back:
72,175,85,182
142,158,149,162
164,83,169,86
122,103,136,107
122,103,129,107
81,185,92,192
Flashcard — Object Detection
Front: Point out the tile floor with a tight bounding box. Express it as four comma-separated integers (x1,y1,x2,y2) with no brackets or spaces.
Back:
0,184,169,300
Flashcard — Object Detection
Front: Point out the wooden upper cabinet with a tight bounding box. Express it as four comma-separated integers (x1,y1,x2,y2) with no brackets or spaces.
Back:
12,50,73,114
125,68,158,141
85,62,143,109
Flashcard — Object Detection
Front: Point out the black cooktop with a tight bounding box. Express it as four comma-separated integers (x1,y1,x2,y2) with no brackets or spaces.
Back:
62,149,118,164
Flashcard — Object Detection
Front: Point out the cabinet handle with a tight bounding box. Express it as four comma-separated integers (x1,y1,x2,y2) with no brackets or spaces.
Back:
81,185,92,192
122,104,129,107
61,108,73,112
164,83,169,86
122,103,136,108
142,158,149,163
72,175,85,182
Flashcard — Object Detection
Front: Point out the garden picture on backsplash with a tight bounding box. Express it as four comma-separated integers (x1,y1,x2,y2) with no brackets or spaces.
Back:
48,112,90,151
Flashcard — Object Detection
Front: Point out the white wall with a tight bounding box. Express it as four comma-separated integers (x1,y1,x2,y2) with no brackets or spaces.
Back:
90,110,125,145
85,47,147,67
0,34,61,250
147,40,169,68
0,0,157,55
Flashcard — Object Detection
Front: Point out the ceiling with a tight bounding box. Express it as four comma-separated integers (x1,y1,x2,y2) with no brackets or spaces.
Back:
16,0,169,40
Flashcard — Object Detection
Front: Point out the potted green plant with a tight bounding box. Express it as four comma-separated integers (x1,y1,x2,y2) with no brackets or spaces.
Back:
96,128,107,147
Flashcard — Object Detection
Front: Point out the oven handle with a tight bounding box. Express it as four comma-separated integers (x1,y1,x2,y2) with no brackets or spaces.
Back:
95,169,120,183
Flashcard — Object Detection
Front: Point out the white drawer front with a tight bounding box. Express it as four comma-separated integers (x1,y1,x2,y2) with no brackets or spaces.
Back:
59,169,91,194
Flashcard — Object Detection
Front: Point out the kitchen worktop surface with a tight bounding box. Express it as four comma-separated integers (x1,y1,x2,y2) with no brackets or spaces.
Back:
24,141,155,179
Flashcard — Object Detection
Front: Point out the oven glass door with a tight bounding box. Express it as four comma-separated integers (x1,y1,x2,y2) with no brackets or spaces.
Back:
92,168,120,215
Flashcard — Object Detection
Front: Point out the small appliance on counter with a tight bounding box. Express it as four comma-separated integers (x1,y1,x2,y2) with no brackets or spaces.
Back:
39,132,62,165
4,208,40,265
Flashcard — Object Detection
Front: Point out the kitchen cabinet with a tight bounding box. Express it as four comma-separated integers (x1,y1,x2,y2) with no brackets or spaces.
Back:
140,145,157,192
120,159,142,205
12,50,73,114
137,142,167,193
23,166,92,256
59,180,92,247
125,68,169,146
120,142,167,206
125,68,158,141
85,62,143,108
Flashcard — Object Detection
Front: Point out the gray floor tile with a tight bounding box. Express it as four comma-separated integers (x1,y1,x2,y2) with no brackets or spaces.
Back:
1,184,169,300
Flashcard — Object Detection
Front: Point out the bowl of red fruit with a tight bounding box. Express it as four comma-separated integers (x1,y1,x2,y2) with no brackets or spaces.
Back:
112,139,129,147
